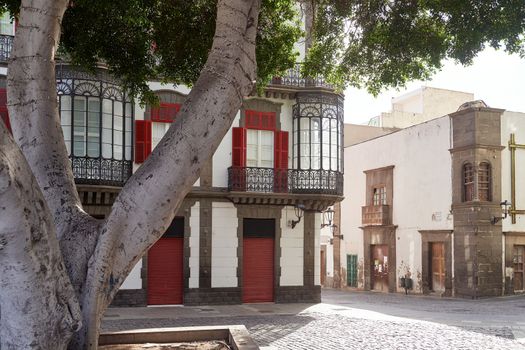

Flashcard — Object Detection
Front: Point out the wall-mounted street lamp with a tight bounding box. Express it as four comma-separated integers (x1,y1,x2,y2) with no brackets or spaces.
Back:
321,207,343,242
321,207,334,228
291,203,305,229
491,200,511,225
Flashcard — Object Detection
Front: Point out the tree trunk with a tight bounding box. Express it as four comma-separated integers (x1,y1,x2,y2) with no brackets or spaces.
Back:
0,124,81,349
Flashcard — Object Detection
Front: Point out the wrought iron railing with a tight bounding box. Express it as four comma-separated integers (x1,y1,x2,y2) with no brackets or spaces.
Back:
228,166,343,196
270,63,334,90
0,34,13,62
70,156,132,187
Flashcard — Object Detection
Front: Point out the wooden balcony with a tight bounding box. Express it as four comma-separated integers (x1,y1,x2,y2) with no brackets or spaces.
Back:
362,205,391,226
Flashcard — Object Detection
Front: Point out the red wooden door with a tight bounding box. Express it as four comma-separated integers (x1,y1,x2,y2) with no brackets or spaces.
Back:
147,237,184,305
371,244,388,292
431,242,445,292
243,237,274,303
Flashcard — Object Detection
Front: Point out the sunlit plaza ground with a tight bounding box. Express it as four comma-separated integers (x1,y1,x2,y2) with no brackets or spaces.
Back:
103,289,525,349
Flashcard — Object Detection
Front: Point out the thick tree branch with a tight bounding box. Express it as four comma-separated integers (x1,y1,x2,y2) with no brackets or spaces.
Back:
0,122,81,350
7,0,89,243
69,0,261,348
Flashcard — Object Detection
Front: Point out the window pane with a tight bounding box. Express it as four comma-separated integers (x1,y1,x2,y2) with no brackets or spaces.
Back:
0,13,13,36
260,130,274,168
246,129,258,167
73,97,86,156
152,122,166,150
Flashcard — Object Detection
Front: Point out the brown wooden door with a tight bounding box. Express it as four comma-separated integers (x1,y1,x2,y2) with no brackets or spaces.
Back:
431,242,445,292
371,245,388,292
513,245,524,291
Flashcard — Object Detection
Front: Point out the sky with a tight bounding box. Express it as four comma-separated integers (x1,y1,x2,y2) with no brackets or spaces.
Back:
344,47,525,125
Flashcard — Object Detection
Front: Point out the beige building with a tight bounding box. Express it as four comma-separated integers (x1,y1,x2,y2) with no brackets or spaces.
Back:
367,86,474,128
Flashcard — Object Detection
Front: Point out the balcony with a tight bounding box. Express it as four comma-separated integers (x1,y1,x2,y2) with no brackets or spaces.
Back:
269,63,334,90
71,156,132,187
362,205,391,226
0,34,13,62
227,166,343,196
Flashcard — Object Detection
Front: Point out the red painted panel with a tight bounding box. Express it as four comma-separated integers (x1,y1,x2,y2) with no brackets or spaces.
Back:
150,103,180,123
243,237,274,303
134,120,152,163
147,237,184,305
0,89,10,133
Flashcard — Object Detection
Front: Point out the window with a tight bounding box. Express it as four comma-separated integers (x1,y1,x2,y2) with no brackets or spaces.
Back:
152,122,170,149
463,163,474,202
247,129,274,168
478,162,491,201
0,12,14,36
373,186,386,206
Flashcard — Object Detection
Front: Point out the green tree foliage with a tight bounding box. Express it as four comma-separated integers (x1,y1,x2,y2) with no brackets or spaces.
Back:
1,0,524,97
306,0,525,94
61,0,300,102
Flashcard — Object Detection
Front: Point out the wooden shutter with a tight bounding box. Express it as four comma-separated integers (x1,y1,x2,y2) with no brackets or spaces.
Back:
274,130,288,192
0,88,10,133
232,127,246,167
151,103,181,123
135,120,152,163
245,110,276,130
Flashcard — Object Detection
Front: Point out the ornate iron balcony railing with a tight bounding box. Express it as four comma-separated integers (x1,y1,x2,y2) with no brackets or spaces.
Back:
0,34,13,62
228,166,343,196
270,63,334,90
70,156,132,187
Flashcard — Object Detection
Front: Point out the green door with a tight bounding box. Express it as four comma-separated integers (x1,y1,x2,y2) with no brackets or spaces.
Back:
347,254,358,287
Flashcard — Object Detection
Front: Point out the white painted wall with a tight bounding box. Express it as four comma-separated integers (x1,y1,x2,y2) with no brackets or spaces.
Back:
211,202,238,287
189,201,200,288
341,116,453,291
314,212,321,286
280,207,304,286
120,260,142,289
212,112,239,187
501,111,525,231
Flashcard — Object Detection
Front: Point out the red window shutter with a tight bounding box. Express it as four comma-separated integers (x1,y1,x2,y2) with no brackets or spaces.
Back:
245,110,276,130
274,130,289,169
135,120,152,163
0,89,10,133
274,131,289,193
151,103,180,123
232,127,246,167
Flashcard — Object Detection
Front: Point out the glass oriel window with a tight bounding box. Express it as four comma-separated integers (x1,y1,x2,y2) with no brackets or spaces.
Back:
58,77,133,162
293,93,343,172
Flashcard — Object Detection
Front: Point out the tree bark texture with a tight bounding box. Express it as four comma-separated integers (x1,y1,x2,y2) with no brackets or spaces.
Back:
0,123,82,349
1,0,262,349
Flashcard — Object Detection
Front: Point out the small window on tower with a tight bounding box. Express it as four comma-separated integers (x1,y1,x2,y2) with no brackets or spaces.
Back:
478,162,491,201
463,163,474,202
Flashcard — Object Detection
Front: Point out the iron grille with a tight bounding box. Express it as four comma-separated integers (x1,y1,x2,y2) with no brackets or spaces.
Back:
228,166,343,196
0,34,13,62
71,156,132,187
270,63,334,89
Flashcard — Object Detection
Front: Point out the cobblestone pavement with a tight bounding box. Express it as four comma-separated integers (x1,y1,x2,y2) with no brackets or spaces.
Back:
102,290,525,350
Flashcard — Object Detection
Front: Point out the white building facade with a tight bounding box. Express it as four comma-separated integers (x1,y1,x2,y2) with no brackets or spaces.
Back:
341,104,525,297
0,12,344,305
